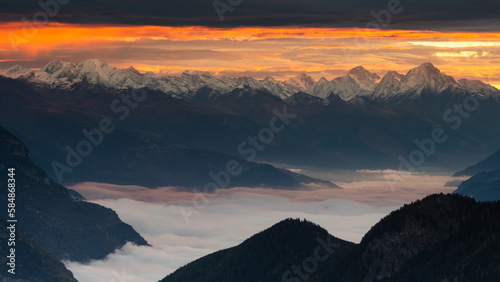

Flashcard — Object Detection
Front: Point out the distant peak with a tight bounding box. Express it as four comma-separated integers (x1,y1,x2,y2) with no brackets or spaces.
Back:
81,58,108,67
411,62,442,75
41,59,74,75
381,71,404,81
347,66,368,73
346,66,380,81
408,62,445,75
284,72,315,89
419,62,437,68
42,59,69,68
7,64,29,74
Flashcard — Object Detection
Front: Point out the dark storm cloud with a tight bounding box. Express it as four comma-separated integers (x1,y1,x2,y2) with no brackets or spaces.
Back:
0,0,498,30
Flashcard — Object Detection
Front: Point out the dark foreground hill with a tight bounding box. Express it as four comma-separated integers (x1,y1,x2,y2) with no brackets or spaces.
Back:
0,215,77,282
161,194,500,282
0,125,148,262
161,218,355,282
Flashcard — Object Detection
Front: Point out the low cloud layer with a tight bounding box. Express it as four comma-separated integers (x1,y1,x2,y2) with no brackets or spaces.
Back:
65,172,459,281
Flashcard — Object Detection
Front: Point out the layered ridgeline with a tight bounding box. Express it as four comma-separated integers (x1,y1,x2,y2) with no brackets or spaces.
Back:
2,60,497,102
0,76,337,189
161,194,500,282
453,149,500,201
0,63,498,189
0,125,148,262
0,215,77,282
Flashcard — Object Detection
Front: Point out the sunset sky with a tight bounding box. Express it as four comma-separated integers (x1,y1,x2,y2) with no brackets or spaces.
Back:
1,0,499,87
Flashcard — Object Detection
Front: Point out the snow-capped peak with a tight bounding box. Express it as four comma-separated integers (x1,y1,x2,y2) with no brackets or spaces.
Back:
457,78,499,95
345,66,380,83
7,65,30,75
285,73,316,89
378,71,404,87
306,66,380,100
401,62,456,88
372,63,460,99
1,59,497,102
41,59,77,79
264,76,277,83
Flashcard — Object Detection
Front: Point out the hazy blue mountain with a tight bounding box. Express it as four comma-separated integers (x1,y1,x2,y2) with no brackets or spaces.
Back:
0,77,335,189
452,149,500,201
454,149,500,176
1,63,500,188
453,169,500,201
0,125,148,262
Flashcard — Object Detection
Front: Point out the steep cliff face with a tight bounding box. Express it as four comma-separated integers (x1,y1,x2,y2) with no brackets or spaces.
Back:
0,125,148,262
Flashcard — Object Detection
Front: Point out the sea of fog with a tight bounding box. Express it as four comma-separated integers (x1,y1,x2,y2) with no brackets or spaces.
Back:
64,169,464,282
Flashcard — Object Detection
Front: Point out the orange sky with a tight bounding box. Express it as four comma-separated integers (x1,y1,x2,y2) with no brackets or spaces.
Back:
1,23,499,87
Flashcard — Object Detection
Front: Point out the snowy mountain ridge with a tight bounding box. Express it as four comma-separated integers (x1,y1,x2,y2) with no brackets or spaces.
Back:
1,59,498,100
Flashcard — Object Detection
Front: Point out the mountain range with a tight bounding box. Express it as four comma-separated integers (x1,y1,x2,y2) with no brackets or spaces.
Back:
162,194,500,282
2,59,498,102
1,60,500,189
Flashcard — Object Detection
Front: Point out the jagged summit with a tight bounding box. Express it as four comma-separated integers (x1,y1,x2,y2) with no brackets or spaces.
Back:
345,65,380,82
285,72,316,89
7,64,29,74
1,59,498,101
402,62,456,87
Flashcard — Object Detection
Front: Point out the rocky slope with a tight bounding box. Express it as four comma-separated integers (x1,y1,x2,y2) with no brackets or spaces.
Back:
0,125,148,262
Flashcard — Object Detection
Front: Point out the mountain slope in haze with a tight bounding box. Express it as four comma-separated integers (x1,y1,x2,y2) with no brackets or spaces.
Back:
0,125,148,262
2,61,500,175
0,77,334,189
453,169,500,201
284,91,325,108
372,63,500,141
161,218,355,282
0,215,77,282
454,149,500,176
452,149,500,201
1,75,496,183
161,194,500,282
190,85,497,171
